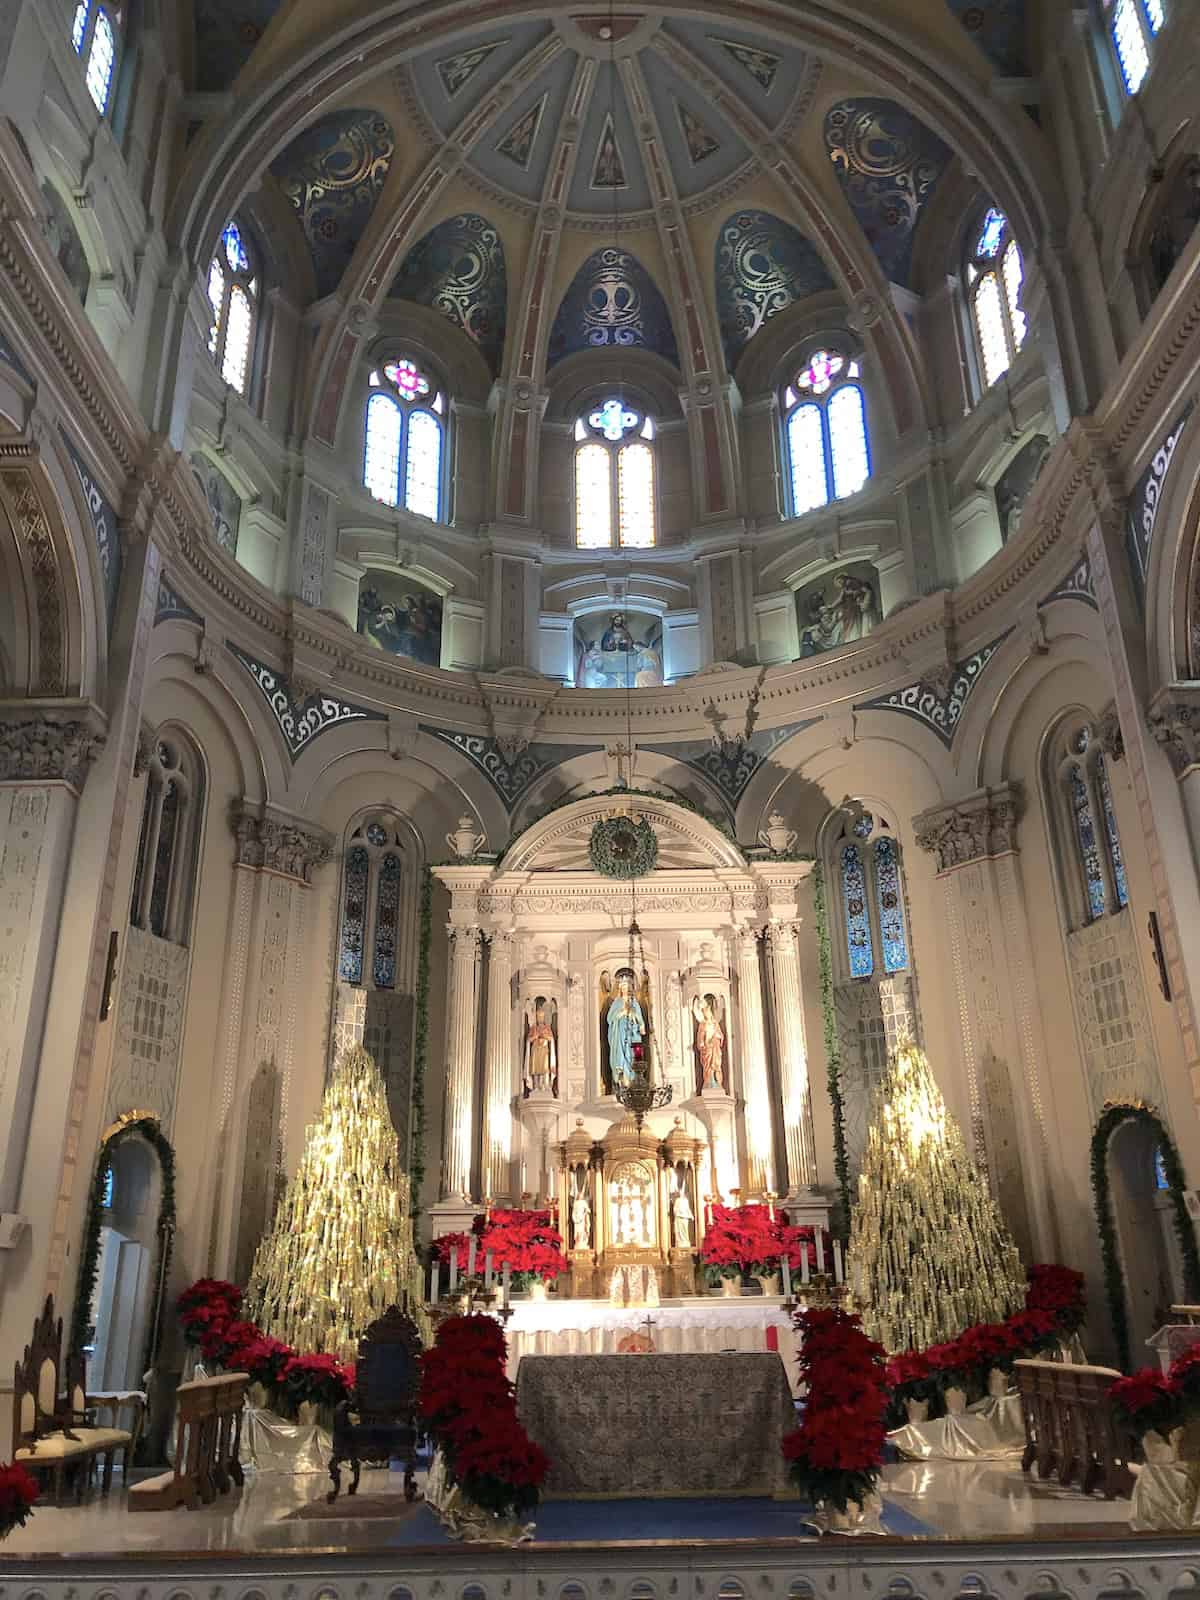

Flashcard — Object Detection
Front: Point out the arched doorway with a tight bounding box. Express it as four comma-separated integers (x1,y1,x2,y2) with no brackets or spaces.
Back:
71,1114,177,1394
1091,1103,1200,1369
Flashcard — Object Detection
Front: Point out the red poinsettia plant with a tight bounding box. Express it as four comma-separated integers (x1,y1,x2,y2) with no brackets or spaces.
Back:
782,1305,888,1515
699,1205,831,1282
176,1279,353,1412
0,1461,39,1541
436,1210,567,1291
1108,1369,1184,1439
419,1313,548,1519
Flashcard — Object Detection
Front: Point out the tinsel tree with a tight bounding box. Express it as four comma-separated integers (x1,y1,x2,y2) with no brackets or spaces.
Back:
850,1040,1025,1353
246,1044,426,1359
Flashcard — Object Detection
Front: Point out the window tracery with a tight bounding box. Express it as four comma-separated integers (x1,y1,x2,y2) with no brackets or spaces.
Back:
337,818,411,990
781,349,871,518
1049,720,1130,928
829,811,910,981
364,357,445,520
1105,0,1165,95
72,2,120,114
573,399,656,549
966,209,1027,390
207,222,259,397
130,734,203,946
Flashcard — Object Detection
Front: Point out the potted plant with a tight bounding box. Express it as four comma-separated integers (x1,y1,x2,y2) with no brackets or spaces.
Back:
782,1306,888,1528
480,1209,567,1299
885,1350,940,1424
0,1462,38,1542
1109,1369,1185,1462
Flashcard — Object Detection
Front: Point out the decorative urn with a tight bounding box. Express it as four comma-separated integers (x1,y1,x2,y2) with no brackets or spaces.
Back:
758,813,798,854
446,815,487,859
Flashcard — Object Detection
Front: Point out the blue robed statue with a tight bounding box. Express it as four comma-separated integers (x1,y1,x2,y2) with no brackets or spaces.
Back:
607,970,646,1089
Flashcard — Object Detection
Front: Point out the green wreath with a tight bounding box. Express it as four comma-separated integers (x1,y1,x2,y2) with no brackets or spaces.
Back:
589,815,659,879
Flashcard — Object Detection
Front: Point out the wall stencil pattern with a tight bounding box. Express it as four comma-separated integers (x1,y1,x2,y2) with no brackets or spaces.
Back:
272,109,395,298
390,214,507,376
548,246,679,368
715,211,833,368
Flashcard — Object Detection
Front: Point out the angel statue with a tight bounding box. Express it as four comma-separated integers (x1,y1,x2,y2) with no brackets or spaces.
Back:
606,968,646,1090
692,992,727,1091
523,997,557,1095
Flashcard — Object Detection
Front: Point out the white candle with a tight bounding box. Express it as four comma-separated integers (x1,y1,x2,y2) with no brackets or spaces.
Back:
431,1262,440,1303
502,1262,511,1307
468,1236,478,1279
485,1250,494,1289
800,1244,810,1285
449,1250,458,1293
781,1253,792,1298
833,1240,843,1284
815,1229,825,1275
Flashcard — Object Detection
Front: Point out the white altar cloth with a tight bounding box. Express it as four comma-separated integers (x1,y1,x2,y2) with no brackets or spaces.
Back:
504,1296,802,1394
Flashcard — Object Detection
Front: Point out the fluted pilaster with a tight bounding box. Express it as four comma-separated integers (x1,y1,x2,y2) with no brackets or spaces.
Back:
767,919,817,1194
734,926,774,1196
441,924,481,1200
482,929,515,1201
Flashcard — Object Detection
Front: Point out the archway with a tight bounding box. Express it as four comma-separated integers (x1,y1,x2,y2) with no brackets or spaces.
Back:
1090,1103,1200,1369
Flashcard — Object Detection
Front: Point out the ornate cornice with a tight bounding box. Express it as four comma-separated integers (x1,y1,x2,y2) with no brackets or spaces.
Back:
0,705,107,792
913,783,1024,872
1147,686,1200,779
231,802,334,883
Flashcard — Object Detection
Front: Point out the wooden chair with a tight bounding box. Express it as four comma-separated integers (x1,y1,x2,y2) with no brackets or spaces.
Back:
328,1305,422,1503
128,1373,249,1511
12,1296,131,1504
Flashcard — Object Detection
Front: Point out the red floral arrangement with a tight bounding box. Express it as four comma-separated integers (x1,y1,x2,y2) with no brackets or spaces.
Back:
782,1306,888,1514
176,1279,354,1411
418,1313,548,1519
0,1461,39,1540
1108,1369,1183,1439
699,1205,832,1281
436,1210,567,1289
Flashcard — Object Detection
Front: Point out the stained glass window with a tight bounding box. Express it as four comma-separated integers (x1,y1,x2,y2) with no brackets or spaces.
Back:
1155,1147,1169,1190
221,286,253,393
1098,757,1129,909
72,1,89,52
1143,0,1165,29
575,443,613,548
372,853,402,988
787,403,829,515
339,845,369,984
223,223,250,273
209,218,258,395
874,836,909,973
1002,241,1027,350
362,358,444,519
976,208,1006,258
974,273,1010,386
1069,762,1107,922
828,385,870,501
841,843,875,978
968,211,1027,393
783,351,871,518
405,409,442,520
131,734,201,945
617,442,656,548
149,780,179,937
1109,0,1152,93
85,10,116,112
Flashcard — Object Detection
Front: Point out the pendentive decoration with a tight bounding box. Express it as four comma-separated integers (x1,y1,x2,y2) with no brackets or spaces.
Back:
588,813,659,879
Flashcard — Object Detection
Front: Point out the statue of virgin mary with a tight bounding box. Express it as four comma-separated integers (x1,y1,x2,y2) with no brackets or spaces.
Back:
607,969,646,1089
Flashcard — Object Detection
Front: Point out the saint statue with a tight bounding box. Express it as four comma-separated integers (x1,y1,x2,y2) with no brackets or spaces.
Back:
692,992,727,1091
523,998,557,1095
606,969,646,1090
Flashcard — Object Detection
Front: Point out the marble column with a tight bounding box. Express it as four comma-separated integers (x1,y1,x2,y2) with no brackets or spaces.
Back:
734,926,775,1196
442,924,481,1200
766,919,818,1196
481,929,515,1201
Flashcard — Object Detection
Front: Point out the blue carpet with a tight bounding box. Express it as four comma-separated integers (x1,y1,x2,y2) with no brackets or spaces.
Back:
378,1494,933,1545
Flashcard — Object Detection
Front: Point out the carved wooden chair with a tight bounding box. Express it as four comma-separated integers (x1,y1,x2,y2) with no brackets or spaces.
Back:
327,1305,422,1503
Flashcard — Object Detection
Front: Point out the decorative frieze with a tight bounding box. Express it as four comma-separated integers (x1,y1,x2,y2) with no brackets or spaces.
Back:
1126,400,1193,605
232,803,334,883
1147,686,1200,778
59,425,121,626
422,726,601,811
856,633,1012,750
0,713,105,792
913,784,1023,872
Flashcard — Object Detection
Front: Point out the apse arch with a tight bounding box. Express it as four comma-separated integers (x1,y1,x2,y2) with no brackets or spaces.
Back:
500,792,747,875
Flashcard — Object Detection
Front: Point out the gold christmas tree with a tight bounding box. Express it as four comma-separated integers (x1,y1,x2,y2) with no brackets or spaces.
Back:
850,1041,1024,1353
246,1045,427,1359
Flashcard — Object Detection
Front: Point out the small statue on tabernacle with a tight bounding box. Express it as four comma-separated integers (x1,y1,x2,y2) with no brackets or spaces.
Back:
671,1174,694,1250
572,1175,592,1250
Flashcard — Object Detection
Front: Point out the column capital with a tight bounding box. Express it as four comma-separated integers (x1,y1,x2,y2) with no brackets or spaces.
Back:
1148,686,1200,778
1098,701,1125,763
913,783,1024,873
231,801,334,883
0,702,107,794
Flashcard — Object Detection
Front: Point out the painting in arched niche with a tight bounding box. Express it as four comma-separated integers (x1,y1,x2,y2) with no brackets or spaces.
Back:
795,563,880,657
358,573,443,667
575,610,663,689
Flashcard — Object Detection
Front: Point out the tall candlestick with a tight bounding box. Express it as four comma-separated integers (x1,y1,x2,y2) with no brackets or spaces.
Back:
485,1250,494,1289
781,1253,792,1299
449,1250,458,1293
468,1237,478,1279
431,1262,440,1303
815,1229,825,1275
800,1246,810,1285
502,1262,511,1308
833,1240,843,1284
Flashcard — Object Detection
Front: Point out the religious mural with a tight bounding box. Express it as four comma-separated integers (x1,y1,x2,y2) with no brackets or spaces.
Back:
435,39,507,98
357,575,443,667
1147,156,1200,298
390,213,508,377
575,612,664,690
823,100,951,286
191,454,241,556
272,109,395,298
710,35,780,92
995,434,1051,542
715,211,833,370
522,996,558,1096
547,247,680,368
691,993,728,1093
42,181,90,304
795,564,881,657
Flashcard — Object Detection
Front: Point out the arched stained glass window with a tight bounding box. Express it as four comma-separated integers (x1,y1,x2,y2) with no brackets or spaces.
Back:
1105,0,1165,95
363,357,445,520
781,349,871,518
841,843,875,979
207,221,259,396
372,852,403,989
71,3,120,115
130,733,204,946
873,836,909,974
1051,721,1130,927
339,845,370,984
337,820,414,994
573,400,656,549
966,209,1027,391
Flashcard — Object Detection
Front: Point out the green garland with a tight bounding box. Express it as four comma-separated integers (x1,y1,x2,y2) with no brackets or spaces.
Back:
70,1116,177,1372
409,866,433,1215
812,865,852,1235
588,815,659,879
1089,1102,1200,1370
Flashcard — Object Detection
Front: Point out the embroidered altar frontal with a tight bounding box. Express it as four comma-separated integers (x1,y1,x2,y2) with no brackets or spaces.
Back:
516,1351,795,1498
